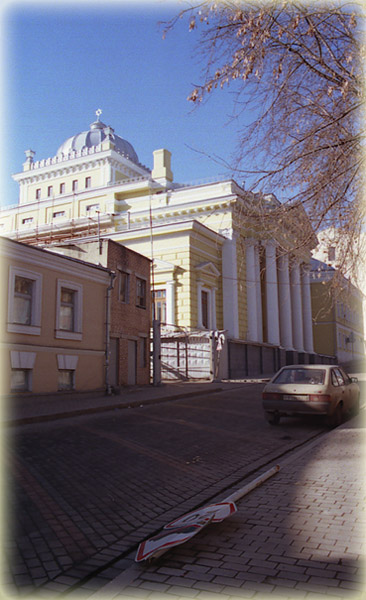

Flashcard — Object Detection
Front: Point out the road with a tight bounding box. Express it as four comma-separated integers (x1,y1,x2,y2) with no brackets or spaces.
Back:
4,383,332,595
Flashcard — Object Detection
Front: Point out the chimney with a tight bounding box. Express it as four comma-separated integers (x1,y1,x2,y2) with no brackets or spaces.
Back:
152,149,173,187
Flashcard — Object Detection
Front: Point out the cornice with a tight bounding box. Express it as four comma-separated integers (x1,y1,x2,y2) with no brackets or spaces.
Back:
1,238,112,284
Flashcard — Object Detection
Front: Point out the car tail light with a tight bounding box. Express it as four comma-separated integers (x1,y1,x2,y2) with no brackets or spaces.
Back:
309,394,332,402
262,392,282,400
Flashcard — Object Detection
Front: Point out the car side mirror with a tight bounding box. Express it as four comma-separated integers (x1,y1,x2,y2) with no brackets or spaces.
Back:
351,377,358,383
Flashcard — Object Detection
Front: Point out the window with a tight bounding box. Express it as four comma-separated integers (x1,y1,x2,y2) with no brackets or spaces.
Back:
10,351,36,391
53,211,65,219
8,268,42,335
152,289,166,322
13,276,33,324
55,280,82,340
136,277,147,308
59,182,65,194
59,288,76,331
86,203,99,214
22,217,33,225
58,370,75,391
47,186,53,197
201,290,209,329
35,188,41,200
57,355,78,389
273,368,326,385
119,271,130,303
331,368,345,387
72,180,78,192
11,369,31,392
85,176,91,188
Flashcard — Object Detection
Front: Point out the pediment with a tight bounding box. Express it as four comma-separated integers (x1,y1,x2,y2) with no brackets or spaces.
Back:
153,258,176,273
194,261,220,278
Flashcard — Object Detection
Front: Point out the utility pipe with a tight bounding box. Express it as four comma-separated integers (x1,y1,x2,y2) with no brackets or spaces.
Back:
105,270,116,395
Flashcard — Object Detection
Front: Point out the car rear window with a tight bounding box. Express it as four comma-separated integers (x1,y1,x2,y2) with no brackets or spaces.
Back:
273,368,326,385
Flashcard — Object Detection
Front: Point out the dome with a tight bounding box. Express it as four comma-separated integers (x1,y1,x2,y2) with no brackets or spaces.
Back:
56,119,139,164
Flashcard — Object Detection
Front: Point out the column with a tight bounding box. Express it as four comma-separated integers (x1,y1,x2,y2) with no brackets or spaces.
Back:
165,281,176,326
264,241,280,346
211,288,217,330
254,244,263,343
301,264,314,353
222,232,239,338
278,253,294,349
197,282,203,328
245,240,259,341
290,260,305,351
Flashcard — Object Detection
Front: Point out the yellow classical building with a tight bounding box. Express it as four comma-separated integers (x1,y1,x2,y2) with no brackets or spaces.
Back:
310,259,365,369
1,114,328,377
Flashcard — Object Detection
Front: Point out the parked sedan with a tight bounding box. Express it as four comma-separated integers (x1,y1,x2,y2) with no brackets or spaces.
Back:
262,364,360,427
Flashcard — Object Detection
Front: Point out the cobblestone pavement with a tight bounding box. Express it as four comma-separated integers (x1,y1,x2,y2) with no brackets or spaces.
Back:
2,383,365,599
80,415,366,600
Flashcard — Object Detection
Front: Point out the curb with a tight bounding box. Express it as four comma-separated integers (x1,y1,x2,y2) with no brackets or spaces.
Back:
4,387,225,426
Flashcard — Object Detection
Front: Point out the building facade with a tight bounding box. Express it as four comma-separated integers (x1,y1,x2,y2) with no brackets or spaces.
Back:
1,115,327,377
310,259,365,369
50,239,151,387
1,237,113,395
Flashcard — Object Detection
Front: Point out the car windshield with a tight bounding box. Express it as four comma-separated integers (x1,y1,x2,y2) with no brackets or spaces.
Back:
273,368,326,385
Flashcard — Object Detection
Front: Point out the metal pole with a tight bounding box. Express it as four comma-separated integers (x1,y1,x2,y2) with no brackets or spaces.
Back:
224,465,280,503
152,319,161,386
105,272,116,395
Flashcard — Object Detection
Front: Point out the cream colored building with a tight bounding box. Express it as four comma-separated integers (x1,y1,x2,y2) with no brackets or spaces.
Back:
1,237,113,395
310,258,365,368
1,114,327,377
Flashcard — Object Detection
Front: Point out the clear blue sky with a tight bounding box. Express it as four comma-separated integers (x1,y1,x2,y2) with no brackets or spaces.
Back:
1,0,248,207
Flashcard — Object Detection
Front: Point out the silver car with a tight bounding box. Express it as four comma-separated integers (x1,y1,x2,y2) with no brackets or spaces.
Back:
262,364,360,427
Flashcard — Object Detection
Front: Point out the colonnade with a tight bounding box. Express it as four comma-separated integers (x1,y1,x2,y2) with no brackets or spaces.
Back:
245,239,314,352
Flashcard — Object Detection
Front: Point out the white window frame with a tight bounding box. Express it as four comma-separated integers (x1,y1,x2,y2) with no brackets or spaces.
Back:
53,210,66,220
55,280,83,340
136,276,147,309
7,267,42,335
119,270,130,304
86,203,100,215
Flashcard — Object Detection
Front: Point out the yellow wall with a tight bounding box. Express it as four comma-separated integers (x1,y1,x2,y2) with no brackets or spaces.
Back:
2,241,109,394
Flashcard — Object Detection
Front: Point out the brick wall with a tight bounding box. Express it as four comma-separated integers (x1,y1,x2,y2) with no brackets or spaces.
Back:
107,240,151,386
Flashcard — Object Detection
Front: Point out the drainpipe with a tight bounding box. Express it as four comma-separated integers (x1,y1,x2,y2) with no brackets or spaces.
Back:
105,271,116,395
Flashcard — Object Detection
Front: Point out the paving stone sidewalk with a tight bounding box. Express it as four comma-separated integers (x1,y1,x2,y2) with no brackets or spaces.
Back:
78,414,366,600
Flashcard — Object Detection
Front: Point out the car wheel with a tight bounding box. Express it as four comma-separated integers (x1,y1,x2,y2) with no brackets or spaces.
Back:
266,412,280,425
326,404,342,428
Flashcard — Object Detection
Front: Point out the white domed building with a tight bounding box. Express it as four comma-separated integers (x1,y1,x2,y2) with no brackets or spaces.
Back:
1,114,330,379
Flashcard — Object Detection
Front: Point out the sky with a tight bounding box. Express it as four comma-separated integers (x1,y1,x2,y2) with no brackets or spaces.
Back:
1,0,250,207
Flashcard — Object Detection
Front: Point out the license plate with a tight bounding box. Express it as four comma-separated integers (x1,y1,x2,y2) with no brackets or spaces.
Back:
283,394,309,401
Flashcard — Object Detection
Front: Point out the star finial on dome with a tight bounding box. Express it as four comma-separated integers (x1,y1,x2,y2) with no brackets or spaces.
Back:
95,108,102,121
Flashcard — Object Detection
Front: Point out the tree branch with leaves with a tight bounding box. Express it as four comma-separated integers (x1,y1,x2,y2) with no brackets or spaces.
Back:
164,1,365,290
